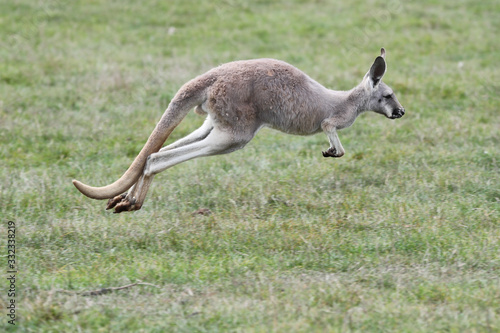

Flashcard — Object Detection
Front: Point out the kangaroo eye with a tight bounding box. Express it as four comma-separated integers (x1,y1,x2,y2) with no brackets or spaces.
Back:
383,94,392,99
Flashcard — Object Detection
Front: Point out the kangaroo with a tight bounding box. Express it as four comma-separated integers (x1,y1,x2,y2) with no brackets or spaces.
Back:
73,48,405,213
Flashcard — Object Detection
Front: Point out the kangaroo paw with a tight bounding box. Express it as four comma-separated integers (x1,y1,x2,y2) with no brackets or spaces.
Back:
322,147,344,158
113,198,134,213
113,199,132,213
106,193,127,210
112,197,142,213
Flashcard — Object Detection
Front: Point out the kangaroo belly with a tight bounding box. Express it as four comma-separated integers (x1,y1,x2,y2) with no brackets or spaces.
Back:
262,109,324,136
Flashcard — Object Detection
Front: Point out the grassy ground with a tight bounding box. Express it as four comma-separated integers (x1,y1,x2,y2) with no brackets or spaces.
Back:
1,0,499,331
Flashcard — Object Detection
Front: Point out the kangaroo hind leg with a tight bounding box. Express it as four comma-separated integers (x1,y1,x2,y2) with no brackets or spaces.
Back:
144,126,252,176
107,173,155,213
107,117,215,213
159,116,214,152
108,122,255,213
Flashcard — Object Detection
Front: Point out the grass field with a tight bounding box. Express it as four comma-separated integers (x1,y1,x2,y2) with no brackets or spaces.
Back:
1,0,499,331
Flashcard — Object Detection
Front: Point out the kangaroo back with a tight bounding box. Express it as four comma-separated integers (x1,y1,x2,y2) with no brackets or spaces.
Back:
72,74,214,199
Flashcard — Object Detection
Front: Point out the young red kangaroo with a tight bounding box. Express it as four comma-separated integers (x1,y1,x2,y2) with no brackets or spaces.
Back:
73,48,405,213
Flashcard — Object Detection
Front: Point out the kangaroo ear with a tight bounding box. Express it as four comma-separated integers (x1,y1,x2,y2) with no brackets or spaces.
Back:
367,55,386,89
380,47,386,59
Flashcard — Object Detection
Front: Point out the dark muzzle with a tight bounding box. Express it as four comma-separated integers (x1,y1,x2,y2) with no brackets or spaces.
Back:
391,108,405,119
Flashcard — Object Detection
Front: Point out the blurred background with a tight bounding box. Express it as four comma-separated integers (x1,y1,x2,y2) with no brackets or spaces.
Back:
0,0,499,331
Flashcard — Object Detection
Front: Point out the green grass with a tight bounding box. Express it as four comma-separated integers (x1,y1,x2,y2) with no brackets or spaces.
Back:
1,0,499,331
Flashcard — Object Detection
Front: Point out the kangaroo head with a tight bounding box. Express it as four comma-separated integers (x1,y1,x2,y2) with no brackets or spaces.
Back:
362,48,405,119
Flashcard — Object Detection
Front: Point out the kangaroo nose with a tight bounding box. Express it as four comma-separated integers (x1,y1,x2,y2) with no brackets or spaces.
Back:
391,108,405,119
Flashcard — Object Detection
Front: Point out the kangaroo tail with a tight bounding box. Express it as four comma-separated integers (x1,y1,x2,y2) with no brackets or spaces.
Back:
72,76,211,200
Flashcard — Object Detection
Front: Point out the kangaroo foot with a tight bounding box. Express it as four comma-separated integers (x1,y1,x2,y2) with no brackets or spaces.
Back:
112,197,142,213
106,193,127,210
106,194,141,213
322,147,344,158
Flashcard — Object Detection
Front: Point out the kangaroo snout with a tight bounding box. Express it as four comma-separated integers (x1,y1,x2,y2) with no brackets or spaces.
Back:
390,107,405,119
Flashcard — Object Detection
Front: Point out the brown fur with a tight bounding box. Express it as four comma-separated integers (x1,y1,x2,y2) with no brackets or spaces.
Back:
73,49,405,211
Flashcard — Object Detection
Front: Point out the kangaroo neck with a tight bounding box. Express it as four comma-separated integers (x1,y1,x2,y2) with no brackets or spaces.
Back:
319,85,368,129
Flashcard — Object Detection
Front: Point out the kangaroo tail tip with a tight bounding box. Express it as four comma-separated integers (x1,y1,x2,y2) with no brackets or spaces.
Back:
72,179,92,197
72,179,84,189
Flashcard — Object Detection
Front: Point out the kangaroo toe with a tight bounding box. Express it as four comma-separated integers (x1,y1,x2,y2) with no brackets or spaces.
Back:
106,193,127,210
